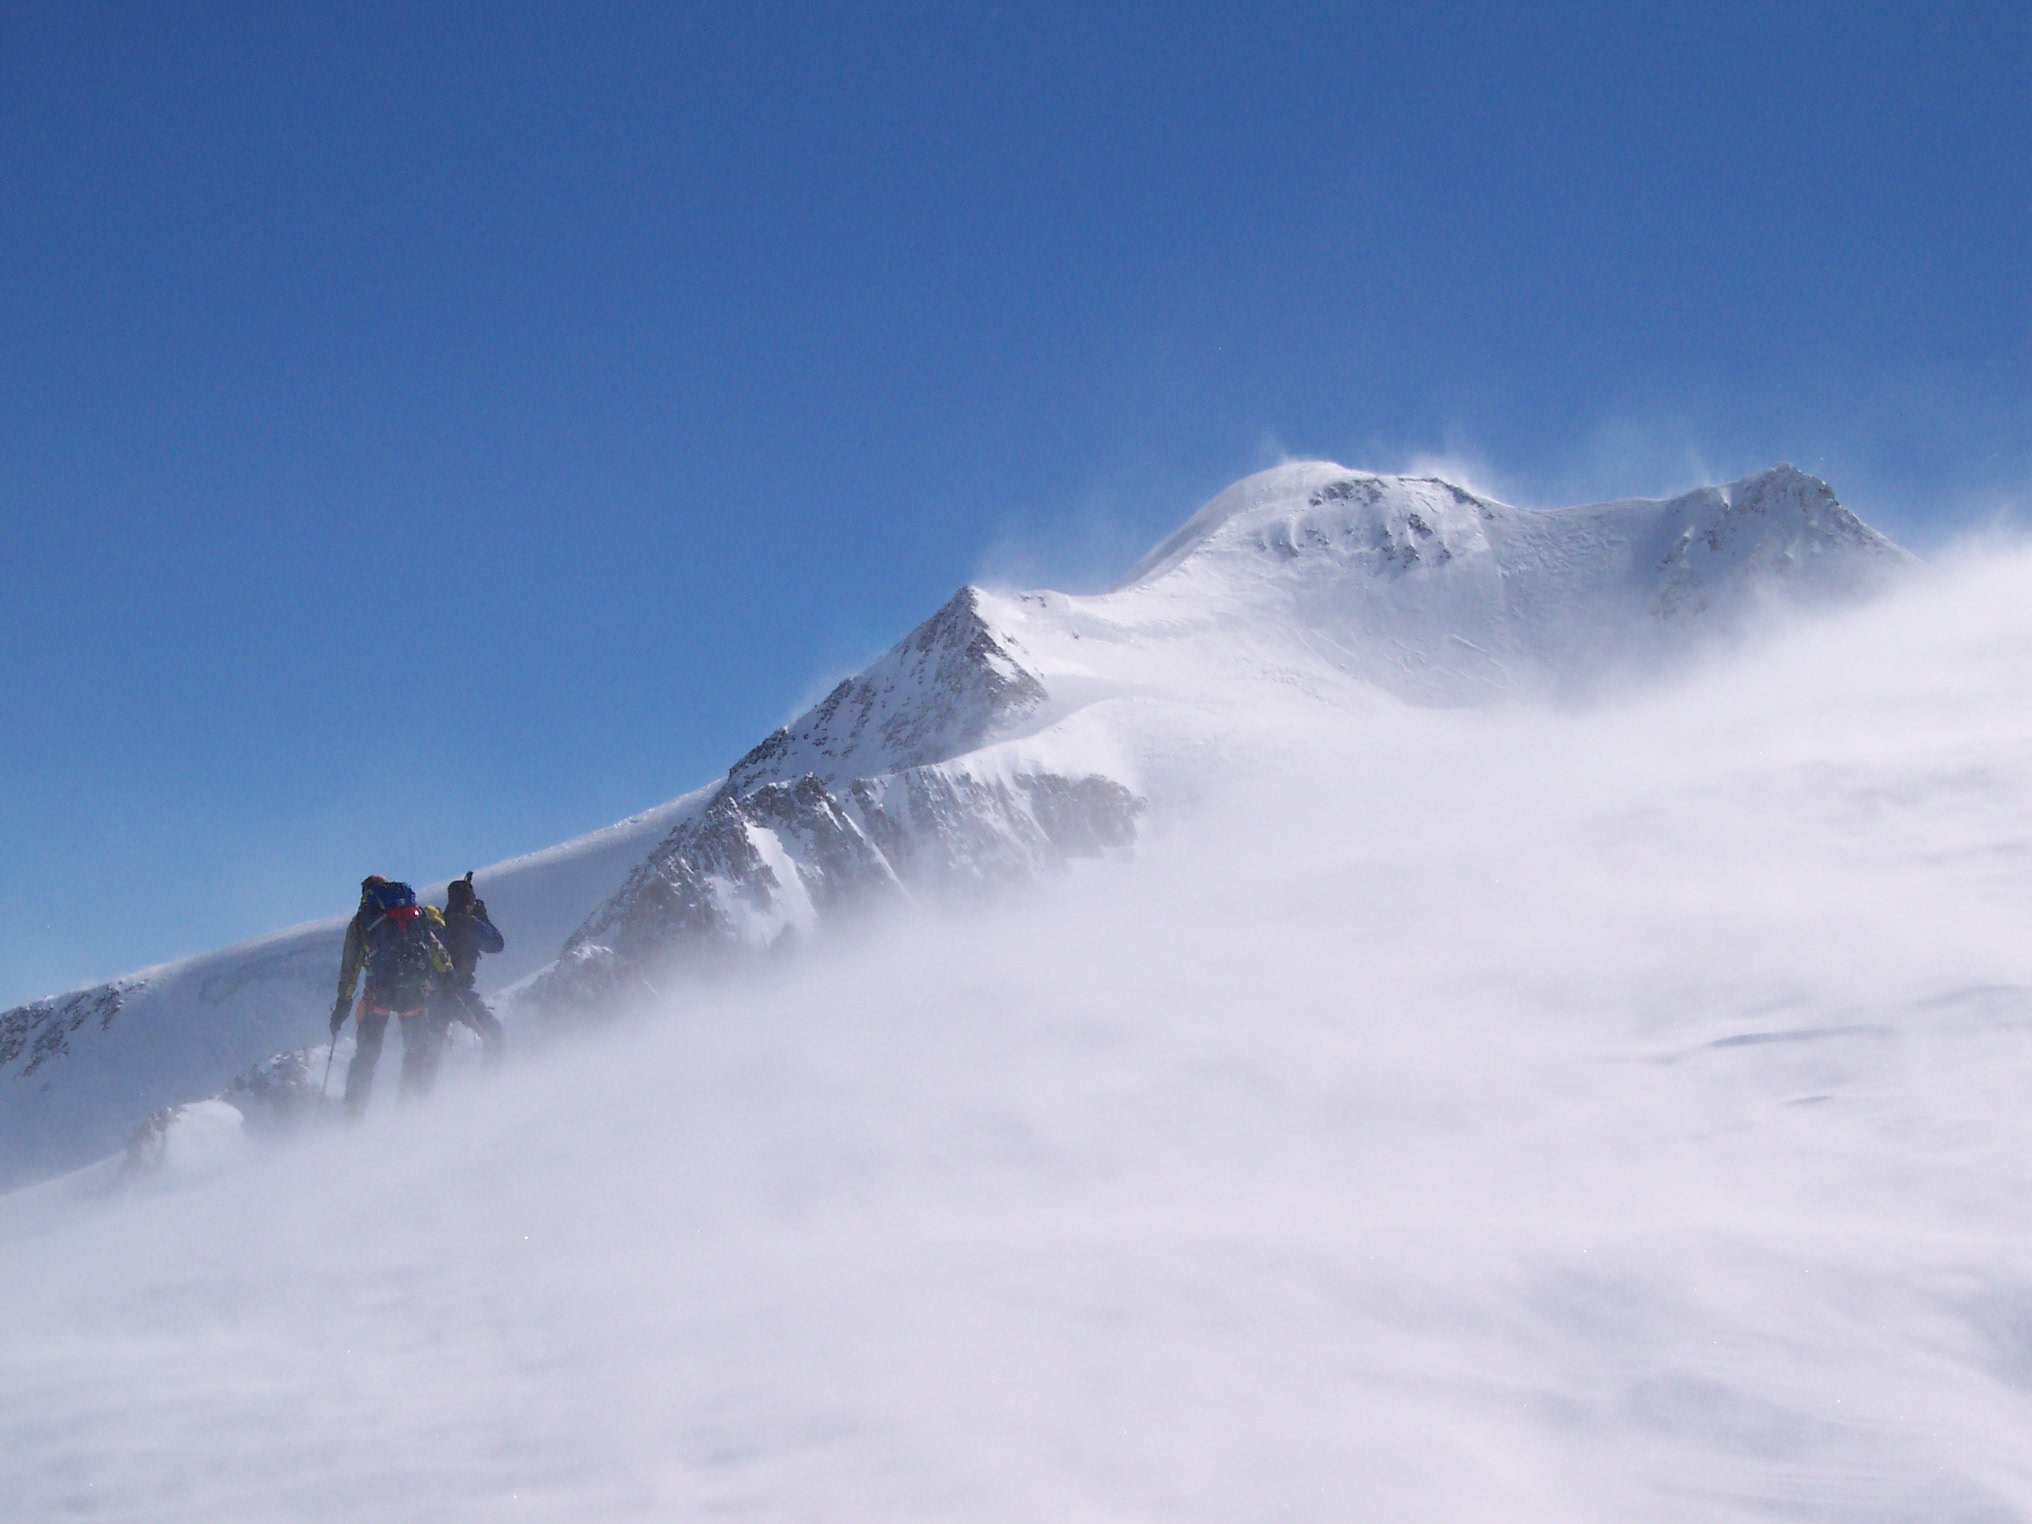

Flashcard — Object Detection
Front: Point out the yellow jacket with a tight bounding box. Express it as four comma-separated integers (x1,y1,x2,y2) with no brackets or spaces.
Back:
336,902,453,1006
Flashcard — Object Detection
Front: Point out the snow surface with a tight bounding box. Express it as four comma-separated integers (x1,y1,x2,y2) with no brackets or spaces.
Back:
2,535,2028,1520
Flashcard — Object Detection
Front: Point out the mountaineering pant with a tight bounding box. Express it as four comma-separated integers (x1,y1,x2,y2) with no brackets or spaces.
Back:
434,981,505,1061
341,1006,447,1116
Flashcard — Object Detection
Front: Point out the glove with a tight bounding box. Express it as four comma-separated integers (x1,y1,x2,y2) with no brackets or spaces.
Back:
329,999,351,1037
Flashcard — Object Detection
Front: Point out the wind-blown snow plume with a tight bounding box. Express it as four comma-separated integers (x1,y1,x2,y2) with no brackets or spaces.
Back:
2,532,2029,1521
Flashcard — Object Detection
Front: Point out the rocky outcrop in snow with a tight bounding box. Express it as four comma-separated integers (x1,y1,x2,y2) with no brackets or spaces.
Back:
0,980,138,1079
537,592,1140,1013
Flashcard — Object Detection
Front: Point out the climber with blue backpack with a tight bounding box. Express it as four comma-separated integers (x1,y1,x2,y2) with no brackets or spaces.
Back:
330,875,455,1117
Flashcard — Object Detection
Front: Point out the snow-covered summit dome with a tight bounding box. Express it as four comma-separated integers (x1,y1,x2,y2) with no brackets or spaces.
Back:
1115,460,1893,599
1114,462,1501,591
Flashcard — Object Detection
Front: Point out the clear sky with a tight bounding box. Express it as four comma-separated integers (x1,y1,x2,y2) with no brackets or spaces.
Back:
2,0,2026,1008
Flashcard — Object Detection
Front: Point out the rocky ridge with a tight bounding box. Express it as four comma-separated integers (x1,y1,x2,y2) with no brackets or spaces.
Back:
539,590,1138,1012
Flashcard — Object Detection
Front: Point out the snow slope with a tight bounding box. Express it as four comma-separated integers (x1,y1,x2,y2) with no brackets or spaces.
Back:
1,539,2027,1521
2,462,1908,1184
0,790,707,1188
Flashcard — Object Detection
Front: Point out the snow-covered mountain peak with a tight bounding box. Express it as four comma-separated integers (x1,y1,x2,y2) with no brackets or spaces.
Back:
1116,460,1885,600
1115,462,1508,590
712,461,1910,785
1073,459,1915,705
1630,463,1847,543
1627,465,1903,617
1722,460,1822,502
723,586,1047,796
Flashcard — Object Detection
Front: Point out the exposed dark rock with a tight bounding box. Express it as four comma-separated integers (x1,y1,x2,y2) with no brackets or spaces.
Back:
530,580,1137,1017
0,980,137,1078
537,763,1141,1016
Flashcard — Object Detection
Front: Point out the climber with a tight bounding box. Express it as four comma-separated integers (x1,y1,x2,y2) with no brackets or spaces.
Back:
330,876,454,1116
431,872,506,1063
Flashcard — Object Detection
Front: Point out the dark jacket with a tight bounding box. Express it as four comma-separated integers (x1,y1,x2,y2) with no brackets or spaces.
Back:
437,902,505,986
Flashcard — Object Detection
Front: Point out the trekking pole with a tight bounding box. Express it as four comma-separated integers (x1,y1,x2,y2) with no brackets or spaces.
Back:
318,1008,342,1117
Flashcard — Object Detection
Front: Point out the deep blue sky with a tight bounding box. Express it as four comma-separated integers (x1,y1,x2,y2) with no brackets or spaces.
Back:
3,1,2026,1006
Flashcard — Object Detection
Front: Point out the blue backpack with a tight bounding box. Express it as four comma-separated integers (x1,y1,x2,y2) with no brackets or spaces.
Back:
362,881,439,1010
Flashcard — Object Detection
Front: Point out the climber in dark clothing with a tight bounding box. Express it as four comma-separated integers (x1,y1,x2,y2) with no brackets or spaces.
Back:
331,876,454,1116
432,872,506,1062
